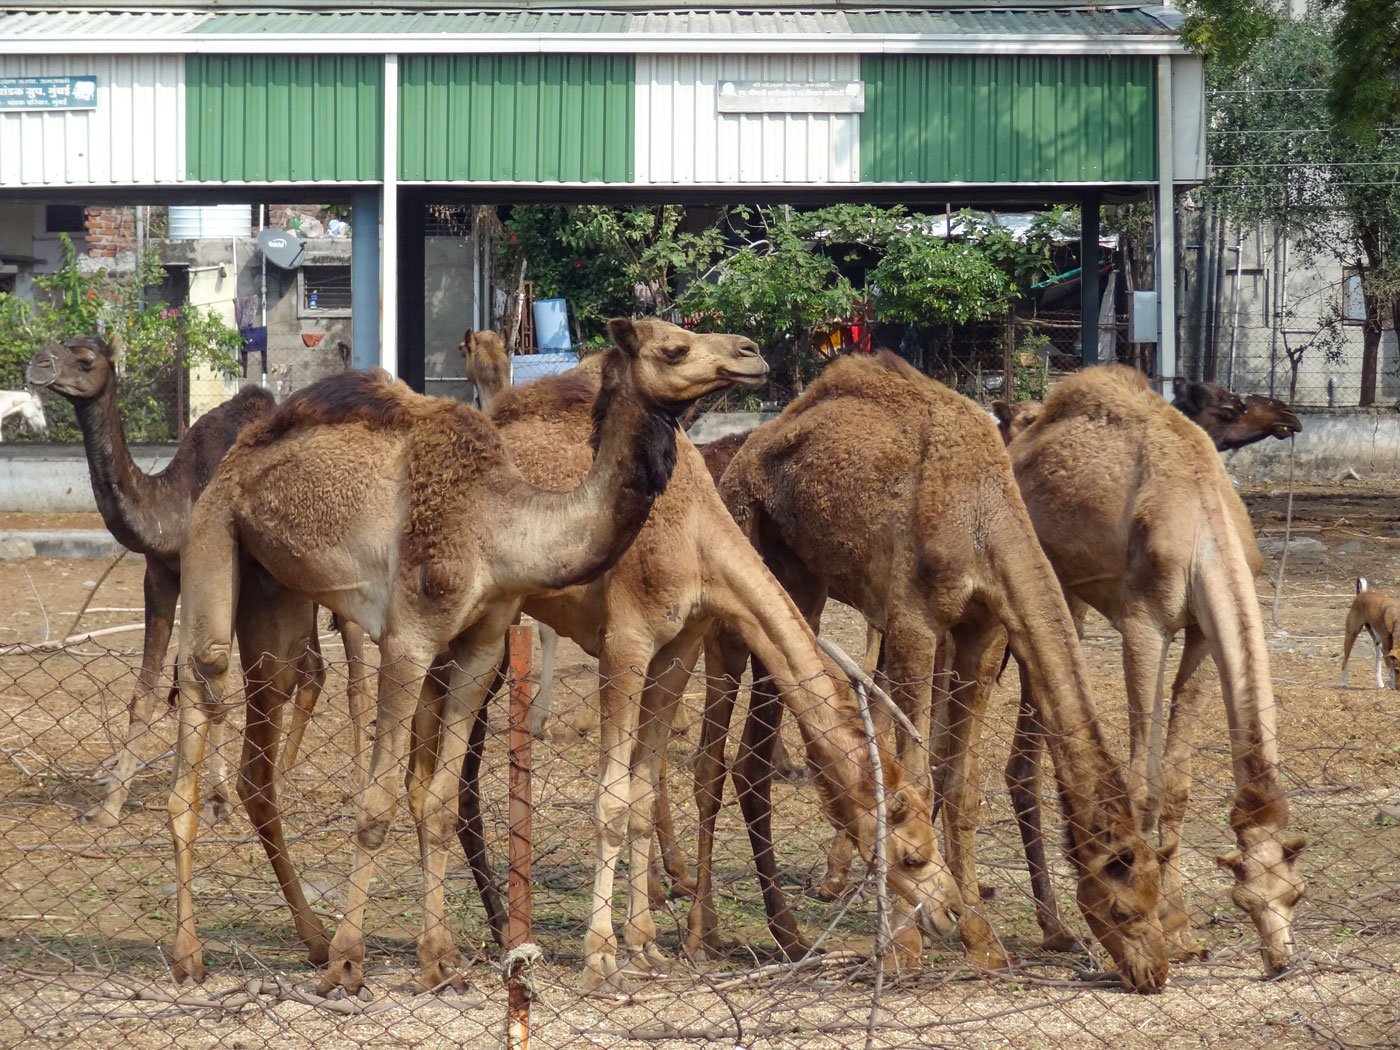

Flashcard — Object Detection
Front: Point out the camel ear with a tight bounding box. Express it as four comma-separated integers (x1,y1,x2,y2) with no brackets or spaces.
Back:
1172,377,1201,413
1171,376,1187,400
608,317,642,359
990,400,1014,424
886,788,911,823
1282,832,1307,862
1215,849,1245,877
461,328,473,350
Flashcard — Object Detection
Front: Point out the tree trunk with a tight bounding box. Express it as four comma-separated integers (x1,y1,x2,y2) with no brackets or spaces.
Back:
1358,227,1384,407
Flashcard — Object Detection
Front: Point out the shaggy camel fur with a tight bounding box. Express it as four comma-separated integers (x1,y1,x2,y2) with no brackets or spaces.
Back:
1340,577,1400,689
1001,366,1306,975
718,352,1170,993
170,319,768,997
26,336,370,827
1170,378,1302,451
460,367,957,992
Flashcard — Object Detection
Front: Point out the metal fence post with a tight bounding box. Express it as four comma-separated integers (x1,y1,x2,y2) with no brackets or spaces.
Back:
505,624,534,1050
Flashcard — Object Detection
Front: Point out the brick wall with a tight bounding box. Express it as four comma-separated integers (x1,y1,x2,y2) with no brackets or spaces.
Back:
83,206,136,258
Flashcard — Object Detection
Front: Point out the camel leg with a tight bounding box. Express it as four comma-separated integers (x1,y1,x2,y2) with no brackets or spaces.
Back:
623,641,701,970
652,746,696,902
1121,611,1173,832
202,714,232,826
530,624,558,739
459,648,509,947
939,620,1009,971
1005,661,1083,953
320,635,439,999
685,628,742,961
1159,627,1212,961
341,619,375,789
733,657,808,960
83,559,178,827
411,626,507,995
583,641,650,993
277,616,327,781
1338,620,1361,688
1369,627,1387,690
234,589,329,966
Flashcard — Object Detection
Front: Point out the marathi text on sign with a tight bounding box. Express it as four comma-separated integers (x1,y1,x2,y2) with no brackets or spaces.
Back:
0,76,98,112
716,80,865,115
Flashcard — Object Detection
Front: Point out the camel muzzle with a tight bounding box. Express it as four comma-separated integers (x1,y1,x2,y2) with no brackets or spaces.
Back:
25,351,58,388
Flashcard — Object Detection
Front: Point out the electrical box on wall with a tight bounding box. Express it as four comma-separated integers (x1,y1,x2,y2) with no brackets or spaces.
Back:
1129,291,1159,344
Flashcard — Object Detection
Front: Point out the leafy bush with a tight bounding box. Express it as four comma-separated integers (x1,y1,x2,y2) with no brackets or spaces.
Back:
0,236,242,442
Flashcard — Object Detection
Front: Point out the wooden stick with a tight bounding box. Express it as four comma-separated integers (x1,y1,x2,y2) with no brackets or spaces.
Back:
816,637,922,744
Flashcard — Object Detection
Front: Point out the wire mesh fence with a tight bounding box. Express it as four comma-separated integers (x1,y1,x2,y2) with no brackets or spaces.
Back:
0,600,1397,1049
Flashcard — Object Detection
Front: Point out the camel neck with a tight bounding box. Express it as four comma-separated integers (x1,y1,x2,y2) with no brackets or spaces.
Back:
73,386,171,556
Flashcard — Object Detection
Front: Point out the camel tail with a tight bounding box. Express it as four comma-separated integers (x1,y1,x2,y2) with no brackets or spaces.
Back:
1189,509,1288,834
1357,577,1368,595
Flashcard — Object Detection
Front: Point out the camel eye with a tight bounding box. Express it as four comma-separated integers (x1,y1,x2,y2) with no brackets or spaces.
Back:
76,355,95,370
661,345,689,363
1103,849,1136,881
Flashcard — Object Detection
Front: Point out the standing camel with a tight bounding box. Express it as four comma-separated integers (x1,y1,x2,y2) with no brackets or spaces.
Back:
169,319,770,997
455,367,958,991
994,366,1306,975
717,351,1171,993
26,335,372,827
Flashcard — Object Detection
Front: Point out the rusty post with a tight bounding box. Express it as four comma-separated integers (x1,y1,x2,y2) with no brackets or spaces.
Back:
505,624,534,1050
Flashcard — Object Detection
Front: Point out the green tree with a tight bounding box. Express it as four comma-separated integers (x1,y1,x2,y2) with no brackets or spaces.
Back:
1207,15,1400,405
1326,0,1400,141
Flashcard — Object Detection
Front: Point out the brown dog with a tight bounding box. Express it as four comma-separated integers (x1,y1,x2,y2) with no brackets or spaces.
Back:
1340,577,1400,689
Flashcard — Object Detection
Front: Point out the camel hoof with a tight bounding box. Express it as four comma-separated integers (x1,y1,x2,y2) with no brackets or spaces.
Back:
668,875,698,900
77,806,120,829
1038,930,1088,955
630,944,671,974
965,942,1013,972
1170,939,1211,963
202,797,232,827
775,764,808,783
579,966,638,998
317,960,366,999
171,953,207,986
806,876,850,902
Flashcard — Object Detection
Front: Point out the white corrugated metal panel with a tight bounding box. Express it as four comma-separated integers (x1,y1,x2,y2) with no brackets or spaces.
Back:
0,54,184,187
0,9,212,37
628,10,851,36
635,54,860,185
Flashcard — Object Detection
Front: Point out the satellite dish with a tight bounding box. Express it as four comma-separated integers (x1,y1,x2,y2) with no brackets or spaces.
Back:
257,228,305,270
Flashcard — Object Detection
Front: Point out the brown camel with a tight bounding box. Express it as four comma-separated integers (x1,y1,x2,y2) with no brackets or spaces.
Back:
460,328,510,413
1170,378,1303,451
458,363,957,992
992,366,1306,975
717,351,1171,993
169,318,770,997
25,335,371,827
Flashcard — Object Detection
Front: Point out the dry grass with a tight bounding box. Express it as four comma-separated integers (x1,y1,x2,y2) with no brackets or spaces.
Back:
0,491,1398,1048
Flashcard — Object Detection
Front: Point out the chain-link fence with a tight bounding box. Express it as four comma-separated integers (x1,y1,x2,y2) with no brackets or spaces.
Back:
1,599,1397,1049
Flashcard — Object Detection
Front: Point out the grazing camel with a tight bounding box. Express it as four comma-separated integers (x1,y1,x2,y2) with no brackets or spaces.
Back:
459,362,958,992
460,328,510,413
25,335,371,827
170,318,769,997
717,352,1170,993
0,389,47,439
997,366,1306,975
1170,378,1302,451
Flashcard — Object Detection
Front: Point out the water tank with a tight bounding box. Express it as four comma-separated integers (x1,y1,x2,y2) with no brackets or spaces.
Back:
167,205,253,240
532,297,572,351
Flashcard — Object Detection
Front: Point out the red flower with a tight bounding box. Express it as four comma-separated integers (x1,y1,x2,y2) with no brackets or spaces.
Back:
86,290,95,300
574,260,583,269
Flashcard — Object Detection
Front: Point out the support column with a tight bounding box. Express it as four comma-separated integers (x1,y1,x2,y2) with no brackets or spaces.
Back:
397,189,427,393
1080,191,1101,367
350,189,380,371
380,53,400,380
1155,55,1177,393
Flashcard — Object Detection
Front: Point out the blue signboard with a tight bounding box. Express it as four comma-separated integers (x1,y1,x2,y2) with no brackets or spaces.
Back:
0,76,98,112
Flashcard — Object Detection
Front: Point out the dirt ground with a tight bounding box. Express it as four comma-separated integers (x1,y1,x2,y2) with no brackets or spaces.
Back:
0,488,1397,1049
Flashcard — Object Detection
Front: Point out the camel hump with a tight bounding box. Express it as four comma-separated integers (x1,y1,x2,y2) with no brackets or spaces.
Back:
490,366,604,427
786,349,931,419
1358,577,1369,595
1035,364,1156,428
241,369,475,447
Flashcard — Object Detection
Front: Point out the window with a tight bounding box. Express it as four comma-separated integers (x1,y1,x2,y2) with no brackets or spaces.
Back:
299,264,352,316
1342,268,1367,324
45,205,87,234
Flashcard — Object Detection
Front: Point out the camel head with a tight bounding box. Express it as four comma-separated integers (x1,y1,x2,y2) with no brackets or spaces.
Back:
12,392,47,435
459,328,509,410
606,318,767,409
990,399,1042,445
1217,828,1307,975
1172,378,1303,452
871,773,962,939
1072,828,1170,992
27,334,116,402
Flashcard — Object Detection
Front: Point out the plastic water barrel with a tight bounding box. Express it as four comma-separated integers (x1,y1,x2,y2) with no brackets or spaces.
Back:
533,297,571,351
167,205,253,240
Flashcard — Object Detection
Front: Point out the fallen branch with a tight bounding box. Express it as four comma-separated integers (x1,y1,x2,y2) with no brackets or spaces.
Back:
816,637,922,744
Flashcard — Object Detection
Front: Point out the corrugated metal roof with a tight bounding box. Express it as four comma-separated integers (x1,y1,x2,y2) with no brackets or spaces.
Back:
0,4,1182,45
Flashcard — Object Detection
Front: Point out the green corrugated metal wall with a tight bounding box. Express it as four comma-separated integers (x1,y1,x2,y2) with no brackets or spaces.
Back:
860,55,1156,183
398,55,633,183
185,56,383,181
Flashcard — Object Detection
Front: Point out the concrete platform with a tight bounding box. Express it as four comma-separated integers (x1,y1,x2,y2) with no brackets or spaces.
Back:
0,530,126,560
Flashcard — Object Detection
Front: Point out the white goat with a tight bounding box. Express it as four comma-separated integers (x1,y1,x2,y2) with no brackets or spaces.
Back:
0,390,47,440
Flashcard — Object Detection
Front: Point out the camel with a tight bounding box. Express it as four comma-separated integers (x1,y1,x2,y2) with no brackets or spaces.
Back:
168,318,772,997
0,389,47,439
716,351,1171,993
456,366,958,992
460,327,510,413
1170,378,1302,451
997,365,1306,975
25,335,372,827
